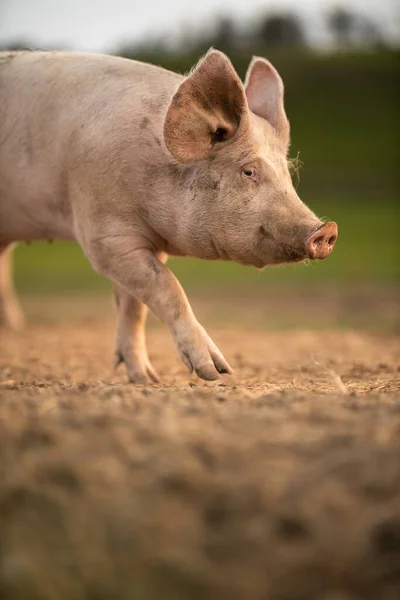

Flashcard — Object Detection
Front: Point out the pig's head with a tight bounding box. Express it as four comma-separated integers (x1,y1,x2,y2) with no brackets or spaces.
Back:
163,50,337,268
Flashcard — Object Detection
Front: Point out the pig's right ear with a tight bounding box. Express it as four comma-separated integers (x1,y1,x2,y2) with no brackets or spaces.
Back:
164,49,247,163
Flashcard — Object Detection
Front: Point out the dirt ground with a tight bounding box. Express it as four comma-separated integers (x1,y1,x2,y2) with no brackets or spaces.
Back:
1,295,400,600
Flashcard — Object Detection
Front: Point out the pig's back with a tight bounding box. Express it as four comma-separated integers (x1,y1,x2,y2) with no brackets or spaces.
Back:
0,51,183,139
0,50,182,97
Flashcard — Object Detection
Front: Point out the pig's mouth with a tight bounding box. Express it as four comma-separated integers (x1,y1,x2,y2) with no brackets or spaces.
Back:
259,226,306,265
282,247,306,263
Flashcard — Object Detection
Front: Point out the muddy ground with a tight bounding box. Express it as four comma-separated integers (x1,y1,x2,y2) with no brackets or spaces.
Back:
0,293,400,600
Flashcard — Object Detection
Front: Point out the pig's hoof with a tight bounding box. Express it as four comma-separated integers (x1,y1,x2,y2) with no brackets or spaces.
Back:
195,364,220,381
178,335,233,382
114,351,159,385
128,368,159,384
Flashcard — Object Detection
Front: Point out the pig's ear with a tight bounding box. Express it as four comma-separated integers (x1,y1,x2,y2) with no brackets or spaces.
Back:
164,49,247,163
245,57,289,146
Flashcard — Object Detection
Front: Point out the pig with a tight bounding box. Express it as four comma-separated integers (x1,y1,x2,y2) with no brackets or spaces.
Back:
0,49,338,382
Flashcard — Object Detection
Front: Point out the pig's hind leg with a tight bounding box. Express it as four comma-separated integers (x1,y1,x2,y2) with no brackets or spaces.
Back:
113,252,169,383
0,243,25,330
113,284,160,384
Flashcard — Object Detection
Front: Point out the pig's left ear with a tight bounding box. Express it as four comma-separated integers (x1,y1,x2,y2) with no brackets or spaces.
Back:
164,49,248,163
245,57,289,147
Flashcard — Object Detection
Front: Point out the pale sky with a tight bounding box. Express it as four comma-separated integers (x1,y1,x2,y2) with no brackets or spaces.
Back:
0,0,399,52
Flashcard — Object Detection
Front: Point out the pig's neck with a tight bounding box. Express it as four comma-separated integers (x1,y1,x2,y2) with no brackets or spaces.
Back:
142,157,220,261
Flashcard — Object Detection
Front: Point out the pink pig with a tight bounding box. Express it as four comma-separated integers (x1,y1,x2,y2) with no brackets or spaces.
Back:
0,49,337,382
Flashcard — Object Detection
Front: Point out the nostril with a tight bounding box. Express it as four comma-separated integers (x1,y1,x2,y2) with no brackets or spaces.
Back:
328,235,337,246
313,236,324,247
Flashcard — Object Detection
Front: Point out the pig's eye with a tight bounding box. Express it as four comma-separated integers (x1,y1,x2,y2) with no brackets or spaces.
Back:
242,167,258,182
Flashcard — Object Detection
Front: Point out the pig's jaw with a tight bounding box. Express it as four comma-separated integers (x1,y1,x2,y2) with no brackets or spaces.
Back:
201,237,307,269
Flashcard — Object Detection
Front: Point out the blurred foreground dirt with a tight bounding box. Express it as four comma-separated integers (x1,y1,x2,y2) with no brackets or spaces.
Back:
0,298,399,599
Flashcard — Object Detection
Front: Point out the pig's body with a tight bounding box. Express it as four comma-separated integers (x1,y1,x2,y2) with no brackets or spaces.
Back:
0,52,182,250
0,50,338,382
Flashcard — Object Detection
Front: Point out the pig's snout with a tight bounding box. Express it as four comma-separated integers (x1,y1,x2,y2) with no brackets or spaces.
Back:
305,222,338,260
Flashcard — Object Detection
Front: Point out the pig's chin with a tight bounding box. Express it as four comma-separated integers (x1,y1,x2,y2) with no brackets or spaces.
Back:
211,242,305,269
280,248,307,264
254,248,306,268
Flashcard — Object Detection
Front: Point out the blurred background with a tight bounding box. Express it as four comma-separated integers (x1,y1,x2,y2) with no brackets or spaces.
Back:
1,0,399,332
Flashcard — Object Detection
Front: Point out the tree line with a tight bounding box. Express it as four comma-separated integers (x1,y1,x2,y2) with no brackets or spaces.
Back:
0,6,392,55
118,7,388,57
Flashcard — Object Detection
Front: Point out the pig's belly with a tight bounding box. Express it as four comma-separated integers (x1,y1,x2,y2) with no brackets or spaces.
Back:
0,191,75,243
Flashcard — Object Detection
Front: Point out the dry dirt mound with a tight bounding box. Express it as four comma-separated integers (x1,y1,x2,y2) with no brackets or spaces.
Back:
0,321,399,599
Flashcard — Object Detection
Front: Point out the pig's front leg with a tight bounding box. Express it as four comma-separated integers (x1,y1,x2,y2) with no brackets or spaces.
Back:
113,284,159,384
89,242,233,381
